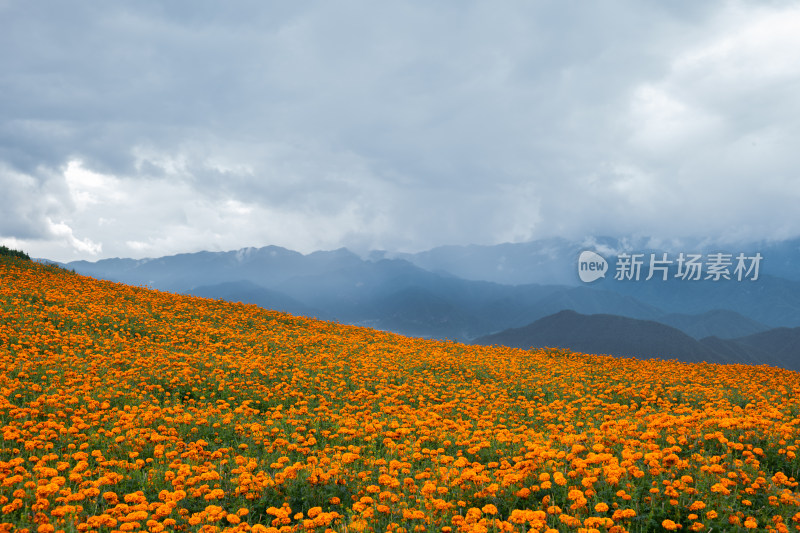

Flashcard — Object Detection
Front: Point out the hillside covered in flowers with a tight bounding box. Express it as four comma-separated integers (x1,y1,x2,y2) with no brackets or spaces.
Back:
1,256,799,532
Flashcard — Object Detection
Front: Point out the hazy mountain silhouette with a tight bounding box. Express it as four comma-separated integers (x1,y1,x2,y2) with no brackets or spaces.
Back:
60,238,800,345
391,237,583,285
393,237,800,328
656,309,770,339
65,247,674,341
396,236,800,284
189,280,323,318
472,310,798,370
593,274,800,328
530,286,662,320
473,310,727,363
65,246,363,293
353,286,478,340
734,327,800,368
696,336,777,366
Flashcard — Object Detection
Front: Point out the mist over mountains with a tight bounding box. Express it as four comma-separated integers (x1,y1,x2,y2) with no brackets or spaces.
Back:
58,236,800,370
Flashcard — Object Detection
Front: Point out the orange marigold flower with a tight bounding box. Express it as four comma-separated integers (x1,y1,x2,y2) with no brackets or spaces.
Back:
662,519,680,531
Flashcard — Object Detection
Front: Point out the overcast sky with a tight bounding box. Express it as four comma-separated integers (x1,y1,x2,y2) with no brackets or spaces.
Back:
2,1,799,262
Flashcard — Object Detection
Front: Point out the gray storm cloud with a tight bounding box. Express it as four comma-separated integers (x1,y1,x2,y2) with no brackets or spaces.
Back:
1,1,799,261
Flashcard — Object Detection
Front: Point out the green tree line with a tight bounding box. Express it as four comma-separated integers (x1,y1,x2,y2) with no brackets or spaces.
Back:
0,245,30,260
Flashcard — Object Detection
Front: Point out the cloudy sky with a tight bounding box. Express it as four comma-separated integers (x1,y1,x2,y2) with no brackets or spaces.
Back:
2,1,799,262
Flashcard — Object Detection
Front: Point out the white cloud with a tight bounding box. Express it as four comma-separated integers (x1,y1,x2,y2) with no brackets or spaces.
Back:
674,4,800,90
46,218,102,255
627,83,723,155
125,240,150,252
64,159,126,210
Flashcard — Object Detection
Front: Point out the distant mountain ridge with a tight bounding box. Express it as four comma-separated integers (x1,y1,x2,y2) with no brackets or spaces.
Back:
58,237,800,368
655,310,770,339
63,244,680,341
392,236,800,284
473,310,799,371
189,280,322,318
474,310,726,363
64,246,363,293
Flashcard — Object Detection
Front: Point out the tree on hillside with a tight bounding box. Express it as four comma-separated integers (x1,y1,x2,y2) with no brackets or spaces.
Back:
0,245,30,260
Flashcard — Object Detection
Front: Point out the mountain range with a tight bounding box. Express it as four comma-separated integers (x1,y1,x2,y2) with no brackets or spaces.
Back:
474,310,800,371
56,237,800,369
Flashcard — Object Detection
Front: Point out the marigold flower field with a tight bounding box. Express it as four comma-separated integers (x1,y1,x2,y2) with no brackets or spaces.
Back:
1,257,799,533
